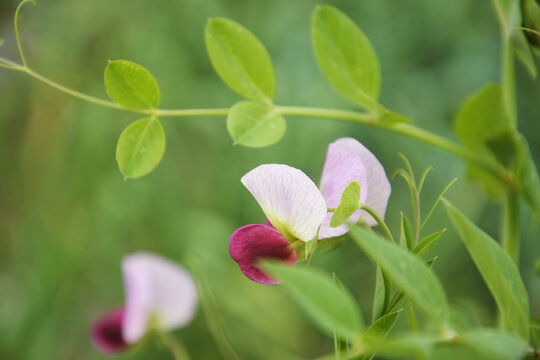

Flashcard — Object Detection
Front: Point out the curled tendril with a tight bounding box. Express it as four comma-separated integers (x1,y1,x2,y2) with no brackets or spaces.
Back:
14,0,37,68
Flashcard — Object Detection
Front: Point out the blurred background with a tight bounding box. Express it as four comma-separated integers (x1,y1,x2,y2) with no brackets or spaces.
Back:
0,0,539,359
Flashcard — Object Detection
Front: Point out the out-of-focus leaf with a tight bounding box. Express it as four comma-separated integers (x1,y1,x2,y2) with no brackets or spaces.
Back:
312,5,380,111
443,200,530,341
459,329,527,360
116,117,166,179
455,83,515,197
332,273,349,356
414,229,446,258
362,333,434,359
350,225,449,324
317,235,348,253
205,18,275,104
512,30,537,78
331,181,361,228
536,258,540,275
264,263,364,340
105,60,160,109
226,101,285,147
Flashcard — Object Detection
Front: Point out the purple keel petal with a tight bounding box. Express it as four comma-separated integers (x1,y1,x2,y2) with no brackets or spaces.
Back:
319,138,391,239
122,253,198,344
92,308,130,355
230,224,297,285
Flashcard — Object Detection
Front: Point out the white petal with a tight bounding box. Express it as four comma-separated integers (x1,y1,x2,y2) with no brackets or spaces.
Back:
241,164,327,242
319,138,391,239
122,252,198,343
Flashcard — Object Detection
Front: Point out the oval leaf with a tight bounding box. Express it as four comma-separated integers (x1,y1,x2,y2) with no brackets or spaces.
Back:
227,101,285,147
116,117,166,179
312,5,381,111
443,200,530,341
349,225,449,324
205,18,275,104
105,60,160,110
263,263,363,340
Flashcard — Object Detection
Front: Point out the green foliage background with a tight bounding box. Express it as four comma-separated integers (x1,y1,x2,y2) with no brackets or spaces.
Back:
0,0,539,359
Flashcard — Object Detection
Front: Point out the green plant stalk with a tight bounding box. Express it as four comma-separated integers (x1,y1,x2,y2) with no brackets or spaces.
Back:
404,301,426,360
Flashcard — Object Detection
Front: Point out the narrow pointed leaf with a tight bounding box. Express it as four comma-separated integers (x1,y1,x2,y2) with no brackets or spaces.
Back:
312,5,380,111
227,101,285,147
443,200,530,340
414,229,446,258
350,225,449,324
263,263,364,339
402,215,414,251
116,117,165,178
105,60,160,110
372,266,391,321
365,309,402,339
330,181,361,228
532,321,540,347
205,18,275,103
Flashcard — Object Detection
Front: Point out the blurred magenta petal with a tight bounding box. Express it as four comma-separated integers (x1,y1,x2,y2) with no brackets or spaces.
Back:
92,308,130,355
241,164,327,242
230,224,297,285
122,253,198,344
319,138,391,239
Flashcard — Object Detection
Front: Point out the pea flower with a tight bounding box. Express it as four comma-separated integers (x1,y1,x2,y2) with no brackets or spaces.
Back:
229,138,390,285
92,252,198,355
318,137,391,239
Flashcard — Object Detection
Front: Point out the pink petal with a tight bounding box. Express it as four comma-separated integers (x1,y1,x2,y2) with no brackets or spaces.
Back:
122,253,198,344
319,138,391,239
92,308,130,355
230,224,297,285
241,164,327,242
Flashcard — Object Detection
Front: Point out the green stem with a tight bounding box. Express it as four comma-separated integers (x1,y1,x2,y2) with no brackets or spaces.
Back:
502,189,520,264
0,59,516,188
360,204,394,243
159,332,192,360
404,302,426,360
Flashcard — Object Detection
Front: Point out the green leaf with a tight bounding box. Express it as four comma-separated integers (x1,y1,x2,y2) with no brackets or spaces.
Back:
365,309,402,339
116,117,166,179
443,200,530,340
332,273,350,356
205,18,275,104
226,101,285,147
536,258,540,275
402,215,414,251
459,329,527,360
312,5,380,111
105,60,160,110
512,29,537,79
263,263,364,339
350,225,449,324
330,181,361,227
362,333,434,359
414,229,446,258
454,83,515,197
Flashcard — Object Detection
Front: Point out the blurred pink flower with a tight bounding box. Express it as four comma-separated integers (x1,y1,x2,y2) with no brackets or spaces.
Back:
92,252,198,355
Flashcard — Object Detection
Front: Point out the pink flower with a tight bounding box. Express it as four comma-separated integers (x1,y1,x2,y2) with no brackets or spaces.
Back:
318,138,391,239
92,252,198,355
230,138,390,285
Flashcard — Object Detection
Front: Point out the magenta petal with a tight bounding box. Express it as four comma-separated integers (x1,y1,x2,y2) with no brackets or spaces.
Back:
92,308,130,355
230,224,297,285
